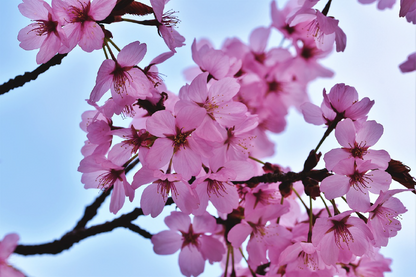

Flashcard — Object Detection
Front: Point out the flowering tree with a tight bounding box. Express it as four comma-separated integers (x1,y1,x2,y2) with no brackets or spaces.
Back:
0,0,415,276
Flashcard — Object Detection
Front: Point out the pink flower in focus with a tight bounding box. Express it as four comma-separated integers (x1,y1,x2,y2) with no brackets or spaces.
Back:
151,211,225,277
78,144,135,214
0,233,24,277
132,167,199,217
54,0,117,52
144,105,206,180
321,159,392,212
302,83,374,126
150,0,185,52
312,211,374,266
399,52,416,72
366,189,409,247
18,0,68,64
90,41,152,110
324,118,391,171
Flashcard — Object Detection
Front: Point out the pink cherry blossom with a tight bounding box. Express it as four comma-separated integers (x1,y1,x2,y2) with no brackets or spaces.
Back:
131,167,199,217
321,159,392,212
366,189,410,247
151,211,225,277
302,83,374,126
324,118,391,171
191,39,240,80
145,105,206,180
312,211,374,266
18,0,68,64
78,144,135,214
177,72,247,140
0,233,24,277
89,41,152,110
54,0,117,52
150,0,185,52
288,5,346,52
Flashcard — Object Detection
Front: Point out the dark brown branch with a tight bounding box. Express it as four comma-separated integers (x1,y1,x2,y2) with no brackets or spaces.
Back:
74,187,113,230
15,207,146,255
15,197,175,255
0,53,68,95
232,169,330,186
125,223,152,239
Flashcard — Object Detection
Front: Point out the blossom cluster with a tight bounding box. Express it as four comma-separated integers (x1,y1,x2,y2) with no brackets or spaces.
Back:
8,0,415,276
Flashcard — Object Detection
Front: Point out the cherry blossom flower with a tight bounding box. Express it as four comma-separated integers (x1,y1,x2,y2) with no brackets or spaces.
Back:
321,159,392,212
54,0,117,52
366,189,410,247
227,200,291,267
324,118,391,171
312,211,374,266
0,233,24,277
151,211,225,277
288,4,347,52
190,39,240,80
89,41,152,111
144,105,206,180
78,144,135,214
132,167,199,217
150,0,185,52
176,72,247,142
302,83,374,126
18,0,68,64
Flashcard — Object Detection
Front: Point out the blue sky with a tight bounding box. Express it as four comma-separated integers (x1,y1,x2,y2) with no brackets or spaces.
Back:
0,0,415,276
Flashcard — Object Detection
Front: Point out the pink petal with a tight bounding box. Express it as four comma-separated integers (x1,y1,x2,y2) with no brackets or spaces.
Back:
187,72,209,103
227,222,252,248
164,211,191,232
355,120,383,147
172,146,202,180
117,41,147,67
199,235,225,263
192,213,217,234
179,245,205,277
19,0,48,19
0,233,19,261
175,105,206,131
335,118,356,148
146,110,176,137
78,21,105,52
90,0,117,20
320,174,350,199
145,138,174,169
18,24,45,50
109,181,125,214
131,167,158,189
141,183,166,217
36,32,61,64
301,102,325,125
151,230,182,254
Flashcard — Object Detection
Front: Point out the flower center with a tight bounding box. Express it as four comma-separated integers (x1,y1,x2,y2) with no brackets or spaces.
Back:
68,1,94,23
32,14,58,36
96,168,124,190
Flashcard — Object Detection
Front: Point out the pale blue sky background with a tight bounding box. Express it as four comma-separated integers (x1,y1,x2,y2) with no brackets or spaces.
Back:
0,0,415,276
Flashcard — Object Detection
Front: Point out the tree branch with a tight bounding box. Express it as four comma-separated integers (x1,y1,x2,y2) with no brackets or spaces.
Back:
0,53,68,95
14,197,175,255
